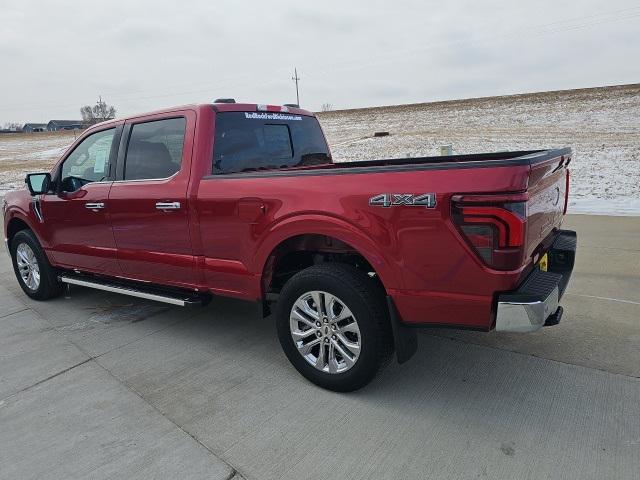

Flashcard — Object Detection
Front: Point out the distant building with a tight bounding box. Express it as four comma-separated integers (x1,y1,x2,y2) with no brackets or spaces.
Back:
22,123,48,133
47,120,86,131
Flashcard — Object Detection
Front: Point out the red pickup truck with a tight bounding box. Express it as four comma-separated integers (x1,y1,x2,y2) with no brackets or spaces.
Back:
3,101,576,391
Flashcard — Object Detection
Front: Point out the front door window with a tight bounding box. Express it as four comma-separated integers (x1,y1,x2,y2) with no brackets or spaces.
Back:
60,128,115,192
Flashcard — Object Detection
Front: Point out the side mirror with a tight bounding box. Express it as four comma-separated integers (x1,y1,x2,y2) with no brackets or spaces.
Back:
25,173,51,195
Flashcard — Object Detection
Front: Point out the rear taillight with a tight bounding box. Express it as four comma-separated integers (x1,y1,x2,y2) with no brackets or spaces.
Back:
459,225,494,263
452,194,528,271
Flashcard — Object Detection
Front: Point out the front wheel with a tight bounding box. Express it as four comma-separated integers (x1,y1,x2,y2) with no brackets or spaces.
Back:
10,230,62,300
276,263,393,392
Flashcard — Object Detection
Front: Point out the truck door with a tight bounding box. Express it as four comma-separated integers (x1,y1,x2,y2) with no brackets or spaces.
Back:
41,125,121,275
108,111,197,287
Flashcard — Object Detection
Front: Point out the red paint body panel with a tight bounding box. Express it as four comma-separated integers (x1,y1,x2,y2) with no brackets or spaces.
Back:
108,109,197,287
41,182,118,274
3,103,570,331
194,165,533,327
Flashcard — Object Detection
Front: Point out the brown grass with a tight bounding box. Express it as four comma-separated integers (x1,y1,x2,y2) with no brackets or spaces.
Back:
0,130,78,174
0,130,80,142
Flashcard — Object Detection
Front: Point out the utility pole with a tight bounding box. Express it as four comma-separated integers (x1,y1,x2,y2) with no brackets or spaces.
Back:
291,67,300,106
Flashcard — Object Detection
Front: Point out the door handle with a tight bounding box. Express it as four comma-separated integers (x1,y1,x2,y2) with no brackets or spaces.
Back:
85,202,105,210
155,201,181,211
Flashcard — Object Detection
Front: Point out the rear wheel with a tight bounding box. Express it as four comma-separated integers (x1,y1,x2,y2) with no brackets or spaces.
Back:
10,230,62,300
276,263,393,392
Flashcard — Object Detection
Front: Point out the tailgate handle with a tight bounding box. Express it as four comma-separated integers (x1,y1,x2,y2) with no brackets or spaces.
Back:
155,201,181,211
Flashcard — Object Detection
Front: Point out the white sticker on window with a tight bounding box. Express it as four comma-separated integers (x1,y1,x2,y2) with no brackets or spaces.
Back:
244,112,302,121
93,150,107,174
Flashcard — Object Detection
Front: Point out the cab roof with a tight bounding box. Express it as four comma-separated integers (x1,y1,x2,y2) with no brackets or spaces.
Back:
84,103,315,134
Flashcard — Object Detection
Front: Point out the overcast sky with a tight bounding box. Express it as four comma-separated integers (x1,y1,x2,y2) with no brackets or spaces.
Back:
1,0,638,124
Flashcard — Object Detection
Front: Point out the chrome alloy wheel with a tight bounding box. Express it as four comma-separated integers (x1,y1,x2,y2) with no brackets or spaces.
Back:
289,291,362,374
16,243,40,291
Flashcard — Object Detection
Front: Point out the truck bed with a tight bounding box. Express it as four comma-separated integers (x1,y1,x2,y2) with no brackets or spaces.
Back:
207,148,573,178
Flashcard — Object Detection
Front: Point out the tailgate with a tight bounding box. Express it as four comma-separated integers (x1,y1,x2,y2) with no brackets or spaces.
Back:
525,152,571,260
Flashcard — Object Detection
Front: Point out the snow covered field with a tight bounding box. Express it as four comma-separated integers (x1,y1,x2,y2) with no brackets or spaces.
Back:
1,84,638,215
318,84,640,216
0,131,75,195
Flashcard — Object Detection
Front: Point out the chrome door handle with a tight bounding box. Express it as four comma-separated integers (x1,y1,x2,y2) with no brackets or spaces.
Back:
155,201,181,211
85,202,105,210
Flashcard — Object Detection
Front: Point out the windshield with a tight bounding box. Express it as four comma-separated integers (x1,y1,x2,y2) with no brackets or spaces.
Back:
212,112,331,174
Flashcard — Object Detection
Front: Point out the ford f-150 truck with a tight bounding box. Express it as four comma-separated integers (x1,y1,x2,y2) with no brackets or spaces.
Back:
3,101,576,391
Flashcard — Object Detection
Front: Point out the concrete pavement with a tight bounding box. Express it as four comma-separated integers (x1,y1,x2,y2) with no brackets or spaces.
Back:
429,215,640,377
1,214,638,479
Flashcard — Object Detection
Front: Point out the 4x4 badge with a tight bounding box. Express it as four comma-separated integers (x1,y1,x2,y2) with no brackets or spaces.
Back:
369,193,437,208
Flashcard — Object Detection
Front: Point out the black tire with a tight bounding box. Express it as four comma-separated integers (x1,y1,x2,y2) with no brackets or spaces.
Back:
276,263,393,392
10,229,62,300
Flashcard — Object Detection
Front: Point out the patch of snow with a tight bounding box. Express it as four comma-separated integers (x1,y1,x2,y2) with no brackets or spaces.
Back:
2,86,639,216
31,146,69,160
0,133,74,194
319,85,640,216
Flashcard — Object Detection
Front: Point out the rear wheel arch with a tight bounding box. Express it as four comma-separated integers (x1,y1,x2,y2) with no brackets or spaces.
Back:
260,232,390,298
254,215,397,297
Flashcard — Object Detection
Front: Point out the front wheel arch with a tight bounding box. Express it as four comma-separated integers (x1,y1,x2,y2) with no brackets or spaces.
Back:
6,216,31,246
9,229,61,300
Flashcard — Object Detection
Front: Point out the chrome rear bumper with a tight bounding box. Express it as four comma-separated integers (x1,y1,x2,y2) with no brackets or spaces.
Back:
495,230,577,333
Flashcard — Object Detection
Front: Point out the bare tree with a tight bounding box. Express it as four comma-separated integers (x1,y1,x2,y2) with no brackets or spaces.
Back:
80,106,94,123
80,96,116,125
321,102,333,112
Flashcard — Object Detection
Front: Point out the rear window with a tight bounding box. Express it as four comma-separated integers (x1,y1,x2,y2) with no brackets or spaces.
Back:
213,112,331,174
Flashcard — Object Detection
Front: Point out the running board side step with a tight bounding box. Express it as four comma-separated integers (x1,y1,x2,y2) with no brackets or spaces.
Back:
59,275,207,307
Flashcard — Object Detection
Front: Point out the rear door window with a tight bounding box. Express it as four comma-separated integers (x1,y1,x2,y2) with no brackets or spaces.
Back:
213,112,330,174
124,117,186,181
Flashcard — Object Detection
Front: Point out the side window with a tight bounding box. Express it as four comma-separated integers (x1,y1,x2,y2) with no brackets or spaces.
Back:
124,117,186,181
60,128,115,190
